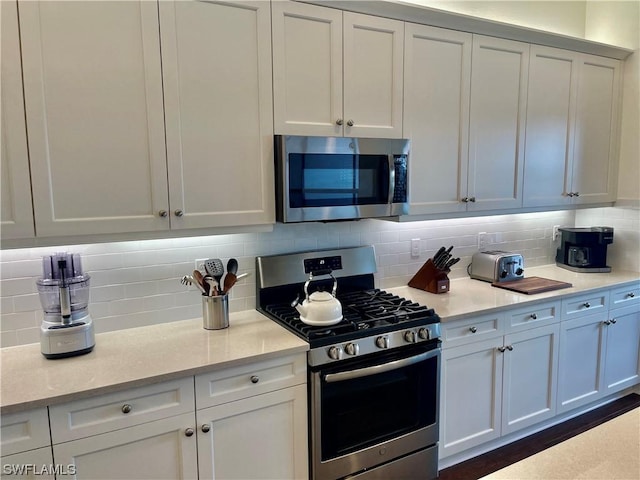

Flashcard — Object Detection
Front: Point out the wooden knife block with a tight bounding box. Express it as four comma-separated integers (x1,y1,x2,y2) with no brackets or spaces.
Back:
409,258,450,294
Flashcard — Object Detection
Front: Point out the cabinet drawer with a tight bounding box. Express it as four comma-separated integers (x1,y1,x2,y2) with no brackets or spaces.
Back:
441,313,504,348
609,283,640,310
506,300,561,333
1,409,50,456
196,354,306,409
562,291,608,319
49,377,194,443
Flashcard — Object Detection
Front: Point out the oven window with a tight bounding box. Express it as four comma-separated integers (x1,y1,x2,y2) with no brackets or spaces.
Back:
320,348,438,460
288,153,389,208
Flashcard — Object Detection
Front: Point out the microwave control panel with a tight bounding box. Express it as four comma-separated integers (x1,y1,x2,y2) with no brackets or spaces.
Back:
392,155,408,203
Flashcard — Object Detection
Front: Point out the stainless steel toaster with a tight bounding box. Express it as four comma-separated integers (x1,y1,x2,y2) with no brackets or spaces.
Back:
469,251,524,283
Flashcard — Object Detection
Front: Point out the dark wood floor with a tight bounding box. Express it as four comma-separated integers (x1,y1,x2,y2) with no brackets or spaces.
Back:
438,392,640,480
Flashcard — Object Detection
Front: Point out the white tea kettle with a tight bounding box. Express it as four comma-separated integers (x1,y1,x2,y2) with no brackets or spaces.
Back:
292,272,343,326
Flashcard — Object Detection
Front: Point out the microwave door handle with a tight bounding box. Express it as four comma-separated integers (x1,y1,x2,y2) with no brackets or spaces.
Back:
388,155,395,205
323,348,439,383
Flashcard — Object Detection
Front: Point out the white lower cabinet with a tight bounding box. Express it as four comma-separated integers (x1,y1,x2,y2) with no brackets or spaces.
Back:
1,408,54,480
195,353,309,480
603,303,640,393
53,413,198,480
441,320,559,458
197,385,308,480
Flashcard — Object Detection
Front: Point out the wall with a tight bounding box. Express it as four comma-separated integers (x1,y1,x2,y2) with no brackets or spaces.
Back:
0,211,573,347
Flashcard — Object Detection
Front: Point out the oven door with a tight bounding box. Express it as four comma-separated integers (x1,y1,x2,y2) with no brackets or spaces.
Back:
310,342,440,480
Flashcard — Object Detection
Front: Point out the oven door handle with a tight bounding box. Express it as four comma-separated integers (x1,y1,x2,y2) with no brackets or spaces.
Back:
323,348,439,383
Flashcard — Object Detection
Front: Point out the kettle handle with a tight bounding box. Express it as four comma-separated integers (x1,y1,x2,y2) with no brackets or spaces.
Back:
304,271,338,300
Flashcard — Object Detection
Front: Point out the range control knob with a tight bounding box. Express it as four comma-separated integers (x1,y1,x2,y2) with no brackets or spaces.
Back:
418,328,430,340
375,336,390,349
344,343,359,356
328,346,343,360
500,270,508,278
404,330,417,343
516,268,524,275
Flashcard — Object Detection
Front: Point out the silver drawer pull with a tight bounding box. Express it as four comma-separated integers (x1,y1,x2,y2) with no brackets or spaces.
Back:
610,318,617,324
121,404,132,414
250,375,260,384
628,292,635,298
469,326,477,333
583,302,591,308
201,424,211,433
185,428,194,437
498,346,506,353
530,313,537,320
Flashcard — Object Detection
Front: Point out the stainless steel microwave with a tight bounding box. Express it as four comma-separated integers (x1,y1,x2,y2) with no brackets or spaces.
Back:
275,135,410,223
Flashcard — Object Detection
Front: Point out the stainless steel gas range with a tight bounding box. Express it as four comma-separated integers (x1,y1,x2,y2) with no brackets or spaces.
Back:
256,246,441,480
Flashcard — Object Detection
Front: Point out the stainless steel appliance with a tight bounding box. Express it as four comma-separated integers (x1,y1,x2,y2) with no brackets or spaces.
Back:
256,246,441,480
556,227,614,272
36,252,95,359
469,250,524,283
274,135,410,223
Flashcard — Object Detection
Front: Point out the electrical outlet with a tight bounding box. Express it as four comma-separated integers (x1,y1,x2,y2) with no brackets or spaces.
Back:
478,232,488,250
411,238,420,258
552,225,561,241
194,258,207,272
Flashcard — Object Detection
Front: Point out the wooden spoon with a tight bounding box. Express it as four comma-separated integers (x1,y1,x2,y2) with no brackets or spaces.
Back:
222,272,237,295
193,270,207,295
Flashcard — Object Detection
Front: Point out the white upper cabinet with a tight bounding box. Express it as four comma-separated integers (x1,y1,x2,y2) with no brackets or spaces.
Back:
523,46,579,208
467,35,529,211
159,0,274,228
272,1,404,138
403,23,472,215
1,1,35,239
572,55,621,204
523,47,621,207
19,1,169,237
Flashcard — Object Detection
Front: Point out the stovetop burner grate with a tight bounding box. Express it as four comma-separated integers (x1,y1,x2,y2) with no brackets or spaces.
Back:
263,289,438,345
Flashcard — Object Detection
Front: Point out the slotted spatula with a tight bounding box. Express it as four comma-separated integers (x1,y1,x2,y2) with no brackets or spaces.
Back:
204,259,224,293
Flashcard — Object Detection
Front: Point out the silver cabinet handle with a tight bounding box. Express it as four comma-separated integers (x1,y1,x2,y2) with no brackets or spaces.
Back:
628,292,636,298
469,196,476,202
461,197,469,203
336,119,343,126
583,302,591,308
469,326,477,333
201,424,211,433
603,320,611,325
346,119,354,126
530,313,538,320
498,346,506,352
121,404,132,414
174,209,184,217
158,210,168,217
506,345,513,351
185,428,194,437
610,318,617,324
250,375,259,384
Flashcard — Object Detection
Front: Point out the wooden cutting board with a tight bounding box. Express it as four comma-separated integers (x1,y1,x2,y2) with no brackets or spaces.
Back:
492,276,573,295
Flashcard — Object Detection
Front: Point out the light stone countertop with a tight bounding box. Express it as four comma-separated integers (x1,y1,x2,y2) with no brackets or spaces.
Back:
2,265,638,414
388,265,640,321
0,310,308,414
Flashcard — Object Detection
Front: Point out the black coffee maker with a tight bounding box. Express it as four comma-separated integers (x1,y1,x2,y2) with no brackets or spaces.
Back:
556,227,613,272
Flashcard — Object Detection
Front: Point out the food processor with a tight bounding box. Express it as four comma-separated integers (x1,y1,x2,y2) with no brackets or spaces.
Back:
36,252,95,359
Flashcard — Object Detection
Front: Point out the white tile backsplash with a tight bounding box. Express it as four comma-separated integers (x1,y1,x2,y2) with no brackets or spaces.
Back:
0,210,593,347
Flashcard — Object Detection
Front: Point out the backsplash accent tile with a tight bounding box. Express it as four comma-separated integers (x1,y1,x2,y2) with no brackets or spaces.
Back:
0,210,582,347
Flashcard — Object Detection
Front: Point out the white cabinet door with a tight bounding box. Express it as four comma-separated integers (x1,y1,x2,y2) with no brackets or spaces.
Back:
557,312,607,413
467,35,528,211
53,413,198,480
571,55,621,204
272,2,403,139
501,324,560,435
19,1,169,237
603,304,640,393
2,448,55,480
440,337,503,458
160,0,274,229
523,46,579,208
403,23,471,215
343,12,404,138
197,385,308,480
272,0,343,136
1,0,35,240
